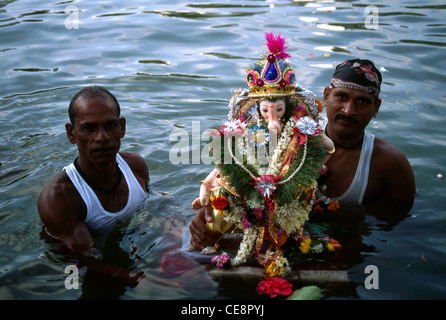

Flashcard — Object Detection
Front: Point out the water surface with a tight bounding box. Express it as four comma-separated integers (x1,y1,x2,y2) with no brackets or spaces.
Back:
0,0,445,300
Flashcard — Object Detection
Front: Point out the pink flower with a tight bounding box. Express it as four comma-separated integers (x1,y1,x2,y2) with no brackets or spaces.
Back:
237,114,247,122
293,104,307,119
211,254,232,268
252,207,264,219
242,212,252,229
320,166,328,175
256,277,293,298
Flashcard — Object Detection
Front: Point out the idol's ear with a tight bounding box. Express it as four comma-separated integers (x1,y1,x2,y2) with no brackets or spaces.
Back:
65,123,76,145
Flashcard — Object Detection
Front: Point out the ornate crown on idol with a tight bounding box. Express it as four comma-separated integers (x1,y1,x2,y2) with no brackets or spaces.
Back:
246,33,297,98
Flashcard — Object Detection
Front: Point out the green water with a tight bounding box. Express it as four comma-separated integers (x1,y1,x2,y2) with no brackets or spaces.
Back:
0,0,445,300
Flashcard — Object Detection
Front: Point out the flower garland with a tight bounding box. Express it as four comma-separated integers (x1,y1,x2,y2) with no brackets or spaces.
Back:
232,226,258,266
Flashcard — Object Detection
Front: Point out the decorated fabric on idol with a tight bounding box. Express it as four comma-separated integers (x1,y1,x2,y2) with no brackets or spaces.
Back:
330,59,382,96
199,32,334,269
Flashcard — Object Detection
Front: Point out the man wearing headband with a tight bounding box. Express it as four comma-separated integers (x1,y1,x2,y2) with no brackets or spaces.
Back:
321,59,416,213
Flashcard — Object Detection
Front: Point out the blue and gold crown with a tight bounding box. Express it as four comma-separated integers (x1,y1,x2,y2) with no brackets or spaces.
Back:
245,33,297,98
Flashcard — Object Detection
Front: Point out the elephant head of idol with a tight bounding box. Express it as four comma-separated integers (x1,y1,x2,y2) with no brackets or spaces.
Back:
258,98,286,136
245,33,296,138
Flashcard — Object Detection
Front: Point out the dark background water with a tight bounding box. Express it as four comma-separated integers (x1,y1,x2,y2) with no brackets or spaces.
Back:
0,0,445,300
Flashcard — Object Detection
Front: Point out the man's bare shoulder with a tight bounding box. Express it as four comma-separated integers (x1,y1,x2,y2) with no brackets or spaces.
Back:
37,170,93,251
372,136,416,201
39,170,75,201
373,137,411,169
119,151,149,182
119,151,145,165
37,170,85,223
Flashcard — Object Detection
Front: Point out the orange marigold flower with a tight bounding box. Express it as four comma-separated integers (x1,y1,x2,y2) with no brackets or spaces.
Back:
277,233,288,247
316,99,324,113
312,204,325,214
327,201,340,211
329,238,342,250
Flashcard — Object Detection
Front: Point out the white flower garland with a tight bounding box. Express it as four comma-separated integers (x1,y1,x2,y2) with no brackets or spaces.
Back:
228,115,307,183
232,226,258,266
223,194,244,228
266,117,295,176
274,179,317,234
274,199,311,234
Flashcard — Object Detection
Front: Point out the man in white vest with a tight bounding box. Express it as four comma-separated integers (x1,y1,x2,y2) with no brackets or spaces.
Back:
38,86,149,253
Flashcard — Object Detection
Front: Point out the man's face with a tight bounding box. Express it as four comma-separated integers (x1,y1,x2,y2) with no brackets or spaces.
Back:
66,95,125,165
323,87,381,138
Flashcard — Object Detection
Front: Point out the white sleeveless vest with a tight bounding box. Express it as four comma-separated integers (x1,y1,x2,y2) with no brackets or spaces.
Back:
329,131,375,205
64,153,147,231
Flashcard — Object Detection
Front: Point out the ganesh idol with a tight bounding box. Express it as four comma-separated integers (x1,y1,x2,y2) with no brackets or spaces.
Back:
191,33,335,266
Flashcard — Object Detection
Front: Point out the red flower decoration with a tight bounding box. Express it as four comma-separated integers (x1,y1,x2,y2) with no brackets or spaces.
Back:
279,80,287,88
256,277,293,298
212,196,229,210
256,78,264,87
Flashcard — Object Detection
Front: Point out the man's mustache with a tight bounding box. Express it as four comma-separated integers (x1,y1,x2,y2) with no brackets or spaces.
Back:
335,114,358,124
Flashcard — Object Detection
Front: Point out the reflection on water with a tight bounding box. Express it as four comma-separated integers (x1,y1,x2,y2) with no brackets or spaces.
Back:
0,0,445,300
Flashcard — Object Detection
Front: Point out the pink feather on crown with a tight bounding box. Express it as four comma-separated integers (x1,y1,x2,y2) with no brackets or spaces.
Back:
264,32,291,60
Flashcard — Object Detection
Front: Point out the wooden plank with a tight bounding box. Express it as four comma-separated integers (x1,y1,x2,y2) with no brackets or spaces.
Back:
209,266,348,283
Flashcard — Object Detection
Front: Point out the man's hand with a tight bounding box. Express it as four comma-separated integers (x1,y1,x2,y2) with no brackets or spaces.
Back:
189,205,221,250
